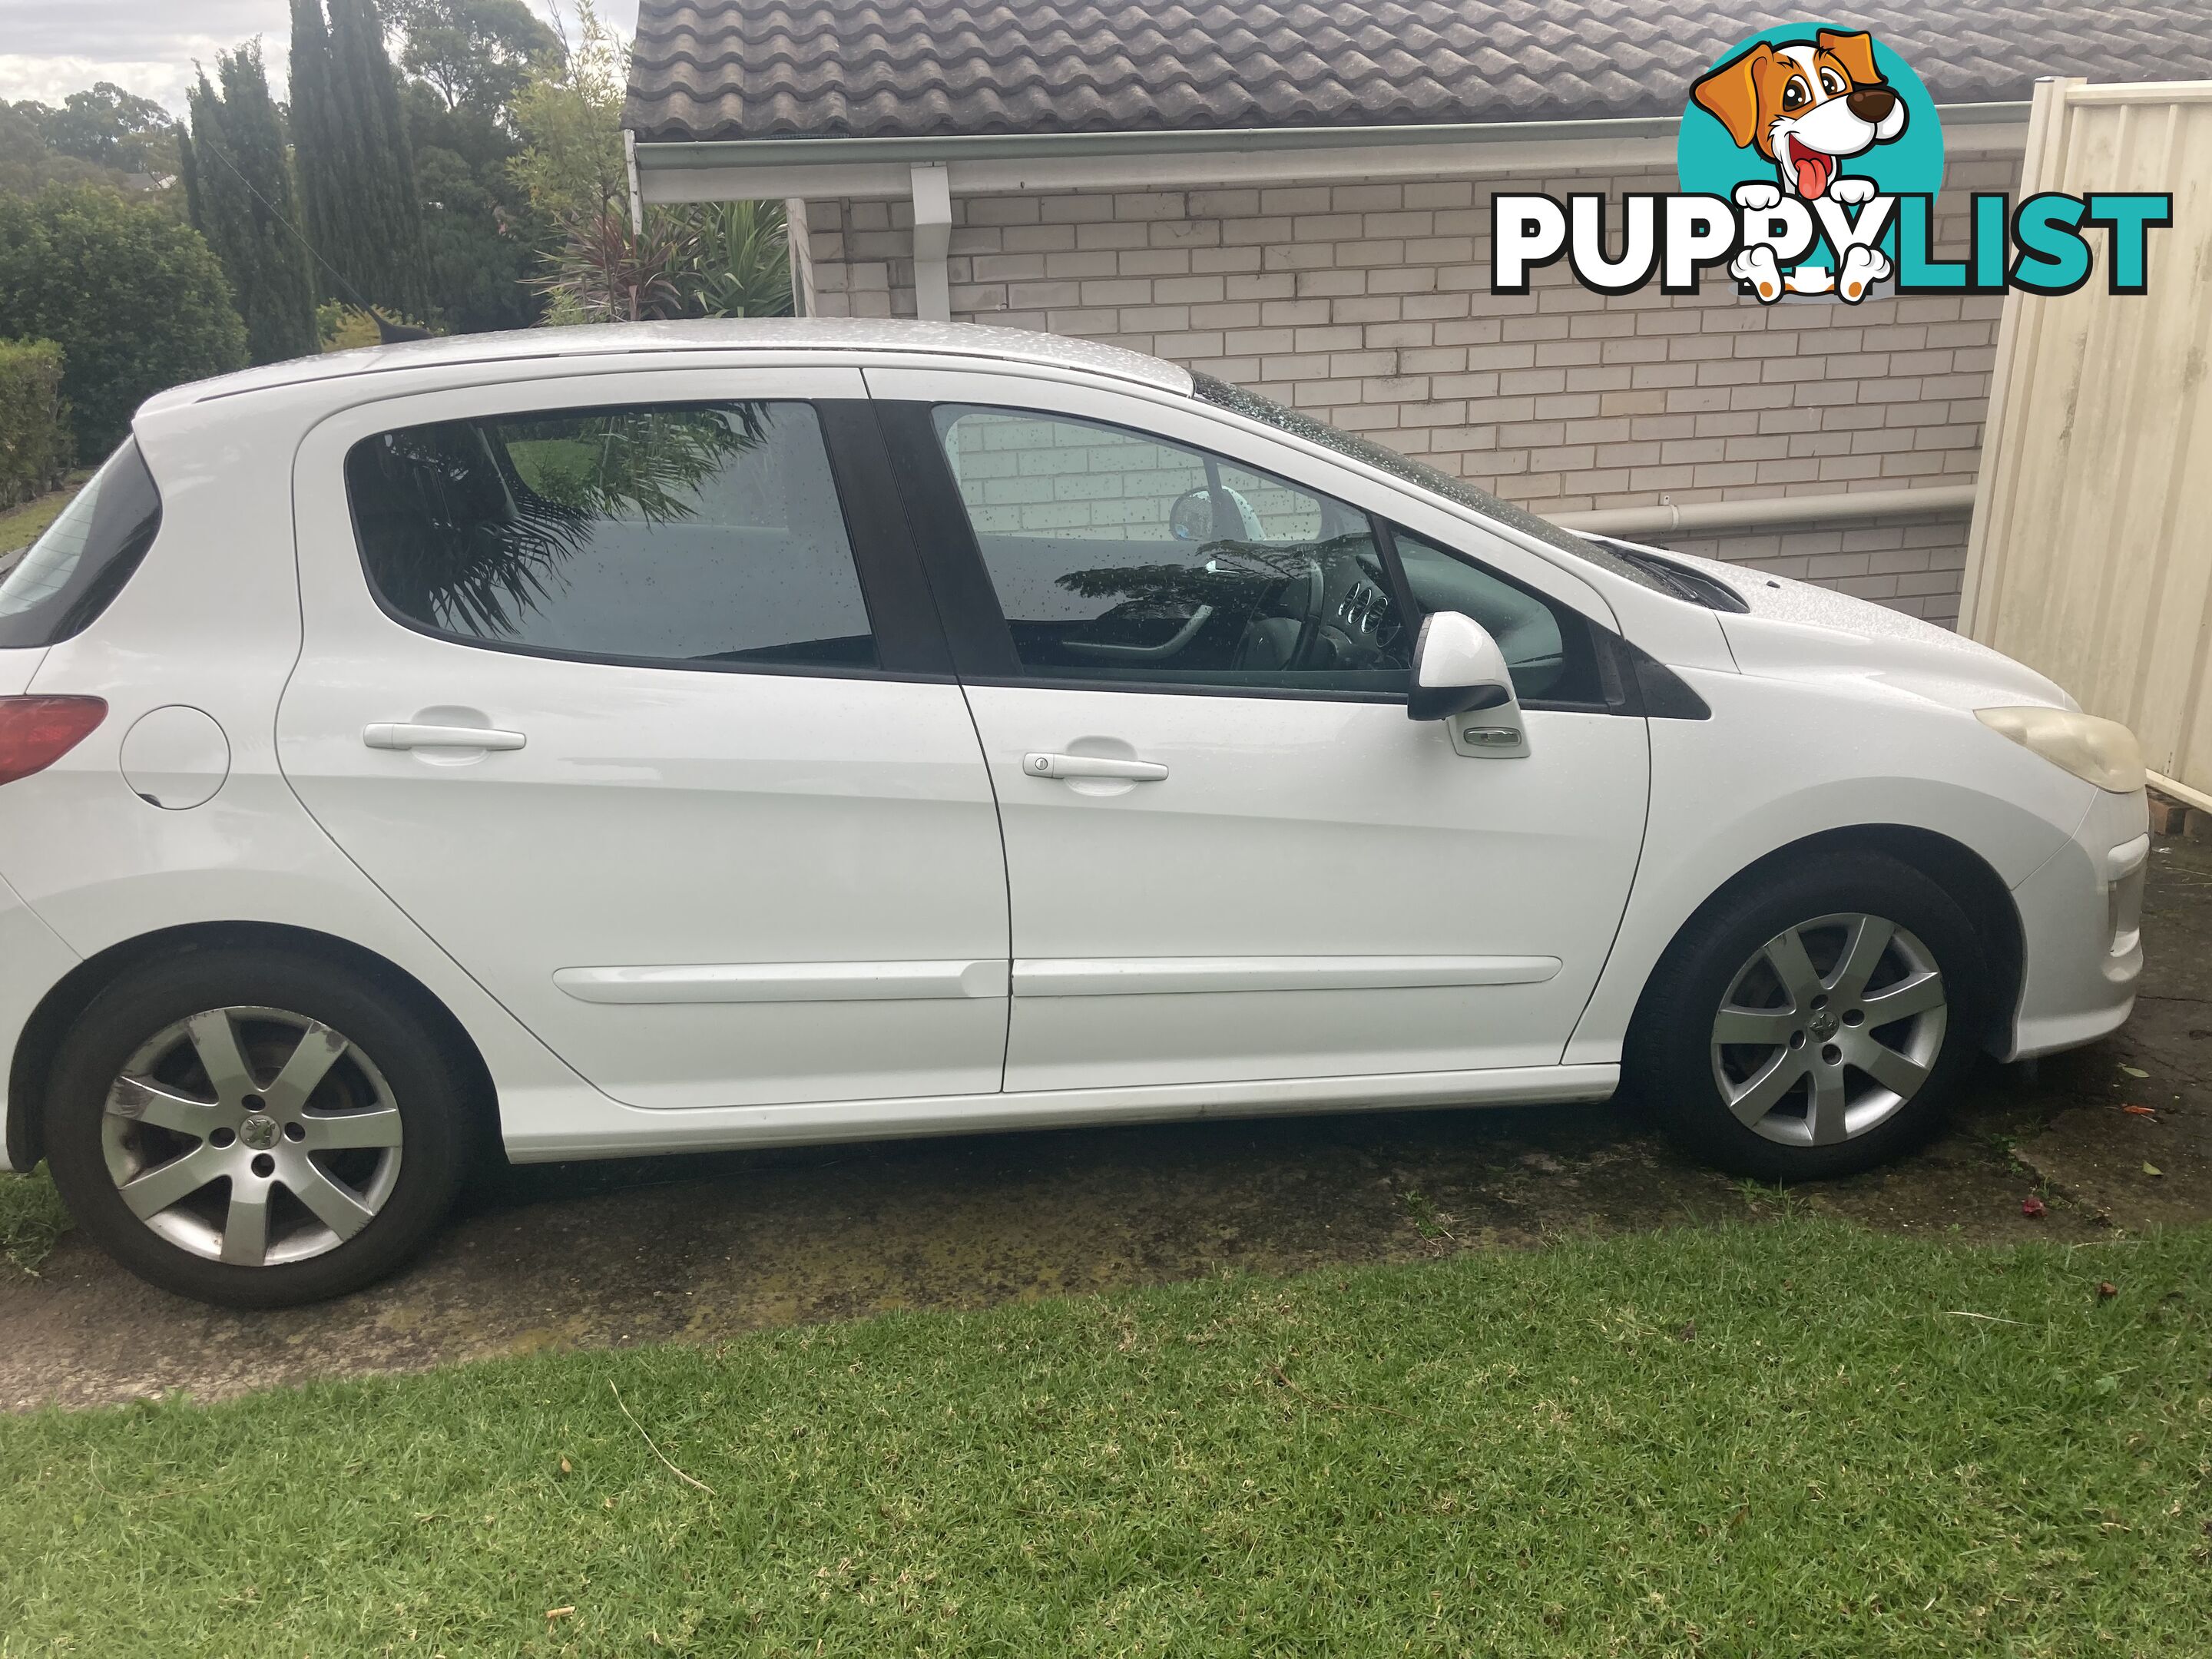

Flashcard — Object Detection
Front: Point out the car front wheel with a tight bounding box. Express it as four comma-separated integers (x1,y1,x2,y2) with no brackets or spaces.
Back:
44,948,472,1307
1628,850,1991,1181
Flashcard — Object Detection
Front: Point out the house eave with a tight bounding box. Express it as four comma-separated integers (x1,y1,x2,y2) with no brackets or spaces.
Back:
631,101,2032,201
632,112,1692,170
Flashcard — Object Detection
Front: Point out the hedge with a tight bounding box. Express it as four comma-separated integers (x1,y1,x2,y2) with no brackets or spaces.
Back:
0,338,70,512
0,184,247,458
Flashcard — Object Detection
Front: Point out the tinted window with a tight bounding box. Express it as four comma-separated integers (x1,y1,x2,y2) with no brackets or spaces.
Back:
0,440,163,649
1392,531,1604,706
345,401,876,670
935,405,1412,696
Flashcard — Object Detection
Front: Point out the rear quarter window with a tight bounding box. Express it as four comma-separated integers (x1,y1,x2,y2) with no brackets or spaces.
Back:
0,440,164,648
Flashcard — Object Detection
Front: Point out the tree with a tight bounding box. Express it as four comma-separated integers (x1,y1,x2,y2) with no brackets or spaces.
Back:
386,0,560,117
508,0,628,226
290,0,431,316
512,3,792,326
10,84,179,178
179,45,321,364
286,0,347,280
406,86,545,331
0,185,247,454
0,105,124,197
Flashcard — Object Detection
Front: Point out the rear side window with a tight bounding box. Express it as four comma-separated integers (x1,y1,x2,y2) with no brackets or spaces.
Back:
0,439,163,648
344,401,878,671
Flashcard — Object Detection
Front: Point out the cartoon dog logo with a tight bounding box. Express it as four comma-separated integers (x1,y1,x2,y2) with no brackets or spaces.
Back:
1691,28,1908,300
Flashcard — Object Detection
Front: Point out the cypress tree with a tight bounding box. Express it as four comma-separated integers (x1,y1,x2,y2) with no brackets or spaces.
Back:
180,44,321,364
290,0,430,318
286,0,347,297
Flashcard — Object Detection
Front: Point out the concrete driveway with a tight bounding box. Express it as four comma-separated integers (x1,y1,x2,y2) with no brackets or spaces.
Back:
5,836,2207,1411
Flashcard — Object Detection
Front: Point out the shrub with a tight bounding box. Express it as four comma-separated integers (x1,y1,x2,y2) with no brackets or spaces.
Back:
0,339,71,511
315,303,442,353
0,184,248,456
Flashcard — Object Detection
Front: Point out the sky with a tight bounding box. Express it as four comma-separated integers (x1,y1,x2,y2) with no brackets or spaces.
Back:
0,0,641,115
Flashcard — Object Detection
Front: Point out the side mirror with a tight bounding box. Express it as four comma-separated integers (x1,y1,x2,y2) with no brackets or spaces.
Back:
1409,611,1531,758
1408,610,1515,722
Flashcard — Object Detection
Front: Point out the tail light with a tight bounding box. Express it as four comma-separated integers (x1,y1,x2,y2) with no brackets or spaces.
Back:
0,696,108,787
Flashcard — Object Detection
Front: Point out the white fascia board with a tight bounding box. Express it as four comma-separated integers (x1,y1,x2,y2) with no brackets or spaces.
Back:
641,134,1679,201
646,159,916,202
634,104,2029,203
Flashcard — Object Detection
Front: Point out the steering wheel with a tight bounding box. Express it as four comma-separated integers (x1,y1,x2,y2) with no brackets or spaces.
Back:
1230,554,1329,673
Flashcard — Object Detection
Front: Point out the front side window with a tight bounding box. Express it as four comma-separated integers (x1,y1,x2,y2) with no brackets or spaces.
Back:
1393,531,1605,706
345,401,876,670
1190,372,1671,597
0,439,163,649
934,406,1412,695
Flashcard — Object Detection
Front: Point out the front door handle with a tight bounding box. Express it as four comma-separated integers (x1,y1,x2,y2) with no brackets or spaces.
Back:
363,723,527,752
1022,752,1168,782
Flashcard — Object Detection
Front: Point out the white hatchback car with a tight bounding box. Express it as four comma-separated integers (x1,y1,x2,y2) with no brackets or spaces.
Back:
0,320,2147,1305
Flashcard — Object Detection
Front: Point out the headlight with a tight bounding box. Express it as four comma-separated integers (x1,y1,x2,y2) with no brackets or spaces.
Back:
1975,706,2144,793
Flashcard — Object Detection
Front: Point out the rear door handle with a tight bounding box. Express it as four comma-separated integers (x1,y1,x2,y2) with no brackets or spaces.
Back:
1022,752,1167,782
363,723,527,752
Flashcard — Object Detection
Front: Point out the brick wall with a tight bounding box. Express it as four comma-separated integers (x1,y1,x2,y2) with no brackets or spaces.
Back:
804,153,2017,624
942,406,1327,541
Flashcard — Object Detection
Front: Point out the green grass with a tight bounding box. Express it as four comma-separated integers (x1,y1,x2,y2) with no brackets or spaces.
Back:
2,1219,2207,1655
0,1167,69,1275
0,471,90,558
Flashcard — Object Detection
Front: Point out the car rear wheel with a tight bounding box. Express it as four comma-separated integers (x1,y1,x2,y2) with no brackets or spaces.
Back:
44,948,472,1307
1628,850,1990,1181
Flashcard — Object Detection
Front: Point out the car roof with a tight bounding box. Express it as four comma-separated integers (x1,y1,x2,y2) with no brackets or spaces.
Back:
134,317,1194,419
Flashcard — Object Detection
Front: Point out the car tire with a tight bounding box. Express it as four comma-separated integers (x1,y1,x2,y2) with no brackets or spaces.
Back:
1626,850,1990,1181
43,947,474,1307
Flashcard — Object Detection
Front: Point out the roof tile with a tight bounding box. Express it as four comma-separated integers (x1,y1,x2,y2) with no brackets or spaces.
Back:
628,1,2212,142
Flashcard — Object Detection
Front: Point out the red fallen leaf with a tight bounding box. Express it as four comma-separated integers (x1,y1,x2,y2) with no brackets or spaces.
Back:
2021,1195,2048,1218
2121,1104,2157,1116
2098,1282,2118,1299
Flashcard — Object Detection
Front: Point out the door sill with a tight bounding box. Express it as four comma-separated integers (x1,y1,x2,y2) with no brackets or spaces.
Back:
501,1063,1621,1163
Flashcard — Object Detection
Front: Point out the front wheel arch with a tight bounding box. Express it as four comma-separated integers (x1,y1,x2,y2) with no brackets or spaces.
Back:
6,921,499,1175
1630,823,2025,1059
1622,830,2021,1178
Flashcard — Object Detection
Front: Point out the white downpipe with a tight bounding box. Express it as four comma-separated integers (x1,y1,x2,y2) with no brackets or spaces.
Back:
784,197,815,316
909,162,952,323
1555,484,1978,538
624,129,644,233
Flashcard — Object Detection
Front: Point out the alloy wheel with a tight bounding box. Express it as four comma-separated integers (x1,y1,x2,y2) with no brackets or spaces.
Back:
99,1005,404,1267
1708,912,1948,1147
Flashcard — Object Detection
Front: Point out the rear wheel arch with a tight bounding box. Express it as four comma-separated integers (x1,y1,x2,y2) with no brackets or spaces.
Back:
6,921,499,1174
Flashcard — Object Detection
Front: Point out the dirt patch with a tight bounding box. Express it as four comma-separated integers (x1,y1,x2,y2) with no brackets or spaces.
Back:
4,837,2207,1411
